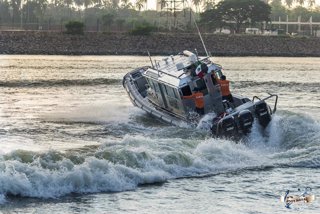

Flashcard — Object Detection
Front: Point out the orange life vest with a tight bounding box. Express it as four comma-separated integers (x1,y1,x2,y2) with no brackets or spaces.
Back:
217,79,231,96
183,91,204,108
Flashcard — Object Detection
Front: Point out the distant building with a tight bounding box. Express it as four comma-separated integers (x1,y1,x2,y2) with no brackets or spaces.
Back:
245,28,261,35
214,28,231,34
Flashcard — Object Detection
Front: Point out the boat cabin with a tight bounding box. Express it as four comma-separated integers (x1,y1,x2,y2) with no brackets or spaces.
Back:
142,51,228,119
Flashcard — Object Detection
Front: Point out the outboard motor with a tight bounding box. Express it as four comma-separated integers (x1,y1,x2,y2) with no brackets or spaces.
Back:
211,114,222,136
217,116,237,136
255,102,271,128
238,110,254,134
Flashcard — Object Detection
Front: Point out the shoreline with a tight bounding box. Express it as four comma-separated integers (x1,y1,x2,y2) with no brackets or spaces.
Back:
1,31,320,57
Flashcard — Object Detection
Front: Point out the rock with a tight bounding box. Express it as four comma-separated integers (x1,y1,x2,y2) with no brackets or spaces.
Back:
0,31,320,56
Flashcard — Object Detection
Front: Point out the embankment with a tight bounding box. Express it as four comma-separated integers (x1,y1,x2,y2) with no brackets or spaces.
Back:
1,31,320,56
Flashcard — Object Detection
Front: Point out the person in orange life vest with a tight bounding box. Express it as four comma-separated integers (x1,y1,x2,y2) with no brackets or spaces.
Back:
182,87,205,115
217,75,234,103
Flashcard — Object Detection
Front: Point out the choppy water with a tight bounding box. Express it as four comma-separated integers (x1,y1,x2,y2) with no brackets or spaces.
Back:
0,55,319,213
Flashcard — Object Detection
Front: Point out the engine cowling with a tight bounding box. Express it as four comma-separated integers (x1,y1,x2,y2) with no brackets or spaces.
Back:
218,116,237,136
255,102,271,128
238,110,254,134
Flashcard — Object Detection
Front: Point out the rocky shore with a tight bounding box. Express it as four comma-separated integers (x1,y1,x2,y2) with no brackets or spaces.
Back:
1,31,320,56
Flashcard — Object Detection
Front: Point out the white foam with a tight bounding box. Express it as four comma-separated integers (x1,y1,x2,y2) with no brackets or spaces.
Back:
0,194,6,204
194,138,265,171
0,156,171,199
266,114,284,148
196,112,216,131
0,137,44,154
41,102,140,124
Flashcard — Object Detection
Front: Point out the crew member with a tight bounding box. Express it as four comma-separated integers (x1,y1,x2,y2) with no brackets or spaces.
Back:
217,75,234,103
183,88,205,115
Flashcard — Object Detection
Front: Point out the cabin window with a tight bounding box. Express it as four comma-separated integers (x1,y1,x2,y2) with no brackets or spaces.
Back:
173,88,179,99
211,73,217,85
195,78,206,91
147,79,153,89
131,71,142,79
181,85,192,96
162,84,168,95
146,79,152,89
165,85,178,99
152,80,160,93
214,70,223,79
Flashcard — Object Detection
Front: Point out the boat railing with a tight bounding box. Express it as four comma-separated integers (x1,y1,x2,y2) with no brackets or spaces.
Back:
155,69,183,80
153,56,212,80
252,93,278,113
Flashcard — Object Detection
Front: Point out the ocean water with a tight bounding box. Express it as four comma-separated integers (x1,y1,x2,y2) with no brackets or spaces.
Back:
0,55,319,213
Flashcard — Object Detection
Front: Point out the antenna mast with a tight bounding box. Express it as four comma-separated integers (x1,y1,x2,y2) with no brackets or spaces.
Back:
191,12,210,57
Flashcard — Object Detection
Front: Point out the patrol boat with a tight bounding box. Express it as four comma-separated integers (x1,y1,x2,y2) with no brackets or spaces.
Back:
123,50,278,138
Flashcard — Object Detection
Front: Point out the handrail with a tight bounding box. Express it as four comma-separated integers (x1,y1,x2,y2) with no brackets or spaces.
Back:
253,93,278,113
252,96,261,102
155,56,212,80
269,93,279,113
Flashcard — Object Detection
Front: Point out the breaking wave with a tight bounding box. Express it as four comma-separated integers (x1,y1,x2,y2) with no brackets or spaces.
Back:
0,194,6,205
0,111,319,201
0,136,262,200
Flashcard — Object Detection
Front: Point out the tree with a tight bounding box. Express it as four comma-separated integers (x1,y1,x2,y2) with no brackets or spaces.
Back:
33,0,49,25
200,7,225,32
9,0,22,25
74,0,84,7
159,0,167,9
310,7,320,22
249,0,272,24
63,0,72,8
121,0,132,9
135,0,144,11
284,0,294,8
115,18,125,31
85,0,93,9
130,21,155,35
284,0,316,8
110,0,120,9
290,5,311,20
202,0,216,11
307,0,316,7
0,0,11,24
270,0,288,21
92,0,103,7
101,13,114,31
65,20,85,34
214,0,271,33
192,0,202,13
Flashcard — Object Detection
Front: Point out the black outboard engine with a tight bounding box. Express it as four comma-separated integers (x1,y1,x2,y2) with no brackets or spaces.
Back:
217,116,237,136
255,102,272,128
211,115,222,136
238,110,254,134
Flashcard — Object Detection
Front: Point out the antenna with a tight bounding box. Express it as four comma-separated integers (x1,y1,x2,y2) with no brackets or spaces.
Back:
194,48,199,61
186,0,210,57
147,50,155,68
